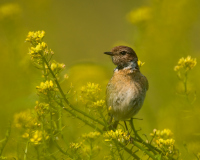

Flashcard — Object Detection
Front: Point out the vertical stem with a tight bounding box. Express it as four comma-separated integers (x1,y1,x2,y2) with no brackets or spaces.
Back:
24,141,29,160
114,140,140,160
0,122,11,156
184,72,188,94
114,141,124,160
58,105,63,138
129,119,158,155
35,146,40,160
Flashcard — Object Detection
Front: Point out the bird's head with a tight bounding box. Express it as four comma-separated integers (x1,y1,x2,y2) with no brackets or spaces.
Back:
104,46,138,69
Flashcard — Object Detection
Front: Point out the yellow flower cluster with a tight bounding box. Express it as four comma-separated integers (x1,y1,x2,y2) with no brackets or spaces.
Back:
36,80,55,95
0,3,21,20
35,101,49,116
82,131,100,141
137,60,145,68
28,42,47,61
13,109,37,129
127,7,151,24
92,100,105,109
81,83,101,101
26,30,45,44
26,31,55,66
50,62,65,74
30,42,47,54
150,129,173,139
29,130,49,145
70,142,82,150
104,129,130,143
174,56,197,72
156,138,175,146
150,129,178,156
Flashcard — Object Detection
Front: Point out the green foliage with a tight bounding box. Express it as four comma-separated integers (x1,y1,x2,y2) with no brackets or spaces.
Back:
0,31,193,159
0,1,200,159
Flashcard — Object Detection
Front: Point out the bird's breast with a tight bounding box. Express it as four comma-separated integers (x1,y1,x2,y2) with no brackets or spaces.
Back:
106,69,148,121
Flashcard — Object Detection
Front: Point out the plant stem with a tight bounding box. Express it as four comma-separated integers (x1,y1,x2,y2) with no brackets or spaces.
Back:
56,101,103,133
53,139,73,159
0,122,11,156
24,141,29,160
131,140,156,160
115,140,140,160
42,56,105,127
114,141,124,160
129,119,160,155
184,72,188,94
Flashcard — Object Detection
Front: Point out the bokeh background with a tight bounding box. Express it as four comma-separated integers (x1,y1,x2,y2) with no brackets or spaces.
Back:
0,0,200,159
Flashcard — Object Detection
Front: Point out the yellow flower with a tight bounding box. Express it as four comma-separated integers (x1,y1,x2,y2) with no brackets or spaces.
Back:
29,42,47,54
50,62,65,73
137,60,145,68
26,30,45,44
92,100,105,109
22,132,29,138
104,129,130,143
0,3,21,20
13,109,36,129
36,80,55,95
108,106,112,111
174,56,197,72
70,142,82,150
150,129,177,156
151,128,173,139
35,101,49,116
30,130,49,145
126,7,151,24
27,42,48,63
81,83,101,101
82,131,100,141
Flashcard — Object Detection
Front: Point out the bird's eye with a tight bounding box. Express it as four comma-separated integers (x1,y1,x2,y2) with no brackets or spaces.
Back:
120,51,127,55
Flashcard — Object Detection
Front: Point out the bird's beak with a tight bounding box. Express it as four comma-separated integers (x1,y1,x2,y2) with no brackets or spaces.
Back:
104,52,114,56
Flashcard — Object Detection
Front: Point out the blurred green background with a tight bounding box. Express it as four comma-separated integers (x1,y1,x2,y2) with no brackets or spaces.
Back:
0,0,200,159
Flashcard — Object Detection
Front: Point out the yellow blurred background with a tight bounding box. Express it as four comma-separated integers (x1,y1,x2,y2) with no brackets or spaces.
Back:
0,0,200,159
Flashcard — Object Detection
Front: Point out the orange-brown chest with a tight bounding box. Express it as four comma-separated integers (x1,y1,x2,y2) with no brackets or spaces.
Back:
106,69,148,120
108,69,148,90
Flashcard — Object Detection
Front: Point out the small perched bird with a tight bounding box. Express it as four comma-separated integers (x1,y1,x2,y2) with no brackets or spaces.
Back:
104,46,148,129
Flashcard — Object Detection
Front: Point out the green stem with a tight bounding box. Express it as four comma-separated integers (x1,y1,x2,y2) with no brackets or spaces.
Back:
0,122,11,156
114,140,140,160
35,146,40,160
99,110,107,124
42,56,105,127
47,94,54,138
53,139,73,159
132,140,156,160
184,72,188,94
114,141,124,160
58,104,63,137
129,119,160,154
56,101,103,133
24,141,29,160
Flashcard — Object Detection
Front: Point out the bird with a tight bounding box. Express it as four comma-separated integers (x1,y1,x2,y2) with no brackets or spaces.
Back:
104,46,149,130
